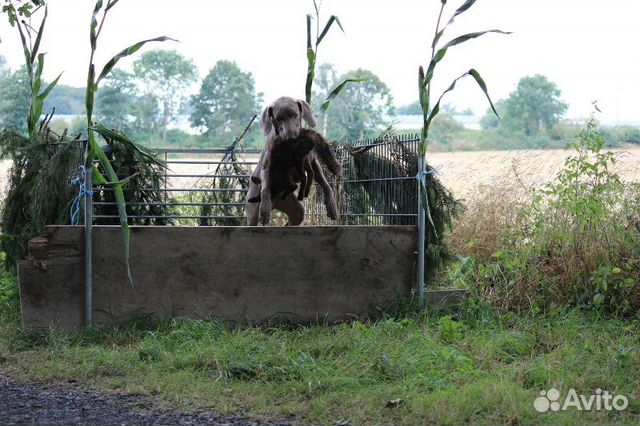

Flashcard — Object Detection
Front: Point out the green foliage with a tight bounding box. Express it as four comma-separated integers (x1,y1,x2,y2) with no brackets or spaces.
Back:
436,315,466,342
396,101,422,115
600,125,640,147
0,129,81,270
344,136,463,278
1,307,639,425
428,112,465,150
189,60,262,145
483,74,568,137
0,253,20,324
417,0,508,156
0,55,9,77
451,119,640,316
321,68,394,140
94,69,138,136
132,49,197,144
198,116,255,226
92,138,168,226
44,84,86,115
0,67,30,134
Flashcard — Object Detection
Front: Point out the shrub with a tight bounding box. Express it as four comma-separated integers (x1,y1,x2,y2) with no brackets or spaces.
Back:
450,119,640,316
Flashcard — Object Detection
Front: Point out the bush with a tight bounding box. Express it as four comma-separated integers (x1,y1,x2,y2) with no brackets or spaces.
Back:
450,119,640,316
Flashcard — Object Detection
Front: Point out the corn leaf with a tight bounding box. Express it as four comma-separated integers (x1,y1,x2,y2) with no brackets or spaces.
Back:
320,78,367,111
33,53,45,96
36,72,63,101
112,184,132,284
105,0,120,12
91,140,133,285
317,15,344,46
306,14,313,49
91,123,165,168
305,48,316,105
96,36,176,84
90,0,104,51
468,69,499,118
86,66,96,119
446,0,477,26
423,29,510,88
427,68,498,126
31,5,47,60
16,20,30,68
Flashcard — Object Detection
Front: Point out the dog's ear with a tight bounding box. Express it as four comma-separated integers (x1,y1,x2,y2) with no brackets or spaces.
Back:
297,100,317,128
260,106,274,135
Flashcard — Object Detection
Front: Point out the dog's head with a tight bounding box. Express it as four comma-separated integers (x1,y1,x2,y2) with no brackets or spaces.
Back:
260,97,316,141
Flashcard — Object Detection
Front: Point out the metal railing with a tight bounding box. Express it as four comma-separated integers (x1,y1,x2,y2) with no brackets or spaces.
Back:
90,134,421,226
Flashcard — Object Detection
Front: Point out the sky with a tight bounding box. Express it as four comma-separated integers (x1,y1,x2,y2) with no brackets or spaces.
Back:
0,0,639,125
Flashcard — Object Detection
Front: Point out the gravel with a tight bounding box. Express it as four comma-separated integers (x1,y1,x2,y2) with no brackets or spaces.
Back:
0,374,296,426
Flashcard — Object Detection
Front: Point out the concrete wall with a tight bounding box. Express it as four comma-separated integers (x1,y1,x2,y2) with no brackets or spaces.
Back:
18,225,417,328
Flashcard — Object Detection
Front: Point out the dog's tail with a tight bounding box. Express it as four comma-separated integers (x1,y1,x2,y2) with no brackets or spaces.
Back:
315,137,342,176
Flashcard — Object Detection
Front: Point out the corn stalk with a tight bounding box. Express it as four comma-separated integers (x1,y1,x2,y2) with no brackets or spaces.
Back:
2,1,62,141
416,0,509,303
304,0,364,110
85,0,173,283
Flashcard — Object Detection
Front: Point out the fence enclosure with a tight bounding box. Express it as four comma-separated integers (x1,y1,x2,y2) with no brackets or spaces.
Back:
90,134,421,226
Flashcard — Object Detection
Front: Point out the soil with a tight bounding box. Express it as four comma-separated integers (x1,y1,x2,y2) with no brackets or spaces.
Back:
0,374,295,426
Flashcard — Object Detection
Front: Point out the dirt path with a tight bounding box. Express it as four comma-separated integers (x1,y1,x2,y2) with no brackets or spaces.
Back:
0,374,295,426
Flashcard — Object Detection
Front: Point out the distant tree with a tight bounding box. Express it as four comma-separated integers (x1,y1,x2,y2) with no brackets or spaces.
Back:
429,112,465,149
189,60,262,145
497,75,568,136
397,101,421,115
133,49,197,143
94,69,139,136
311,63,338,134
0,55,9,79
323,68,394,140
0,67,30,134
480,99,507,130
44,85,85,115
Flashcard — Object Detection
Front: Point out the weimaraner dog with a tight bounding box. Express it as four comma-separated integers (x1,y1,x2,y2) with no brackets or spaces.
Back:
245,96,339,226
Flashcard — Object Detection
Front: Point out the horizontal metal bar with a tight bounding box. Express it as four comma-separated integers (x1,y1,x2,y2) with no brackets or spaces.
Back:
95,188,248,193
166,174,252,179
338,176,416,183
94,215,247,220
337,213,417,217
153,148,261,154
93,202,245,207
166,160,258,165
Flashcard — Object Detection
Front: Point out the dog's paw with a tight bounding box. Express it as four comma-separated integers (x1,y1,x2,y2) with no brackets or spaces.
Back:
259,200,272,225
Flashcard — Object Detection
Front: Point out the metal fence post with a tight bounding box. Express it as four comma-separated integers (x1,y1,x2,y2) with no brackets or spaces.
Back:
84,167,93,327
416,155,426,306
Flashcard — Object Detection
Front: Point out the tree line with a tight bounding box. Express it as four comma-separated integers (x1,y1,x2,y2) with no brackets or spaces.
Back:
0,49,395,148
2,50,637,150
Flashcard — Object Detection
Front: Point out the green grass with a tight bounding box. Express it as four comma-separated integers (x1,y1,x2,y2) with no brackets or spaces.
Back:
0,295,638,425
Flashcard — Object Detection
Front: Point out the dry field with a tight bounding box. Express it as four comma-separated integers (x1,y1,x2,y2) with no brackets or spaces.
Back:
1,148,639,200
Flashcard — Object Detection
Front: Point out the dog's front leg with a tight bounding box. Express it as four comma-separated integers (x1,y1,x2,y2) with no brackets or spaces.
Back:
259,163,272,225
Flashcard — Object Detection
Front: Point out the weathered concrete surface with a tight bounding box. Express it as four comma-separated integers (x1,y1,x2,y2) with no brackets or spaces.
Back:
18,226,416,328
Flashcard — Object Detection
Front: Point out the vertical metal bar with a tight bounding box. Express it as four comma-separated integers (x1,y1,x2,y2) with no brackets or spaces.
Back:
416,155,426,307
84,167,93,327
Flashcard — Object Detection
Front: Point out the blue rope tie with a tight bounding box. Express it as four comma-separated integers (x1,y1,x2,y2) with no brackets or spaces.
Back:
70,165,94,226
415,165,443,181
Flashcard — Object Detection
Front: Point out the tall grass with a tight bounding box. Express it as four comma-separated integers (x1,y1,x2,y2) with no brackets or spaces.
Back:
449,119,640,316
